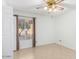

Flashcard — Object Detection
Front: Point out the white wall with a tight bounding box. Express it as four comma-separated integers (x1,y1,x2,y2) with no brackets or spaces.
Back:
55,10,76,50
13,9,76,50
13,9,56,50
2,2,14,59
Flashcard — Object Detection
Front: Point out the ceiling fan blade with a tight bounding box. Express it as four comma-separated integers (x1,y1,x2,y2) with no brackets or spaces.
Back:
35,3,44,9
58,7,64,10
36,6,43,9
55,5,64,10
58,3,75,9
56,0,64,4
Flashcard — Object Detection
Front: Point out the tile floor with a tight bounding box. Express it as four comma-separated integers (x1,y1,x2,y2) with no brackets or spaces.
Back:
14,43,75,59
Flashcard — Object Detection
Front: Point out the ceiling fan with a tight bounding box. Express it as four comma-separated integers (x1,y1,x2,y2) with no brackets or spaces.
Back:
36,0,64,12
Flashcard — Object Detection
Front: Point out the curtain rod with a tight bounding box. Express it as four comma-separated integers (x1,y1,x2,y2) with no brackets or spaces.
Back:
13,14,35,18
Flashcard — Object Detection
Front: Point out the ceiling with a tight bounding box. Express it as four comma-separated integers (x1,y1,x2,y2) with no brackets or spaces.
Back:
4,0,76,16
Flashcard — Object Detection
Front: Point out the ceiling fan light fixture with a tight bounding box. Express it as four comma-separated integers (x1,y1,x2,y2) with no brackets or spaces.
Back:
53,9,58,12
44,6,48,10
52,5,56,9
48,8,52,12
43,0,64,12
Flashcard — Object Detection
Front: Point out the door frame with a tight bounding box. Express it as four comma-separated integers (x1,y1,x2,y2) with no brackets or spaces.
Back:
14,15,36,51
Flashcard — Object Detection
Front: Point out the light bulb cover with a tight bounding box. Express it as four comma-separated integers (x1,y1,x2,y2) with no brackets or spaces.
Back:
44,7,48,10
48,8,52,12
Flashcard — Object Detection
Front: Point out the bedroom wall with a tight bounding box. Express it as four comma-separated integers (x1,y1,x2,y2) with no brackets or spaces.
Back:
2,1,14,59
13,9,76,50
55,10,76,50
13,9,56,50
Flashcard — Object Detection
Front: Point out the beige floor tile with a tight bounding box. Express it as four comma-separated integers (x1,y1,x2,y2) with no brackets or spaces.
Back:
14,43,75,59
